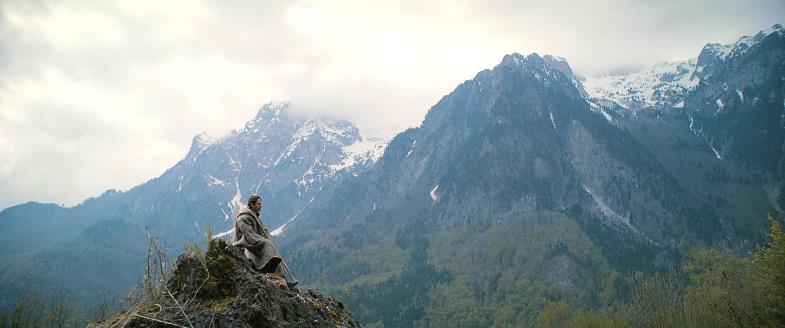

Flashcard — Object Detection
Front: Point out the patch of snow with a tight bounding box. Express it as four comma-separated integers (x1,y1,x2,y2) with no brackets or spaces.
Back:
227,176,243,215
430,184,439,204
294,165,317,190
206,175,230,187
221,207,230,221
176,175,184,192
600,108,614,123
688,114,698,135
715,99,725,115
329,136,389,173
212,227,235,240
274,124,314,166
583,58,698,109
549,112,557,130
675,100,684,109
270,212,300,236
736,90,744,103
709,142,724,160
405,140,416,158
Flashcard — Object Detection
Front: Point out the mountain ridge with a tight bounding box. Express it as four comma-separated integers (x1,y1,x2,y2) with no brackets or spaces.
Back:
277,25,784,326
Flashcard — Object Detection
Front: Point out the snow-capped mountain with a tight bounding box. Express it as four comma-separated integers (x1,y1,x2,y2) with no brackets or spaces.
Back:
277,25,785,325
139,101,388,238
583,58,699,109
0,101,389,309
698,24,785,63
0,101,391,243
584,24,784,110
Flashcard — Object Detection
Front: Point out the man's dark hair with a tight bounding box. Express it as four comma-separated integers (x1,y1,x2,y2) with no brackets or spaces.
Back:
247,195,262,207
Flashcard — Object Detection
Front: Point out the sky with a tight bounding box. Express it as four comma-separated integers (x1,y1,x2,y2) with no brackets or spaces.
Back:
1,0,784,210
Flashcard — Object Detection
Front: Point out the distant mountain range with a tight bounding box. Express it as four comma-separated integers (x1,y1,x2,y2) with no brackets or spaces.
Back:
1,24,783,326
0,103,386,308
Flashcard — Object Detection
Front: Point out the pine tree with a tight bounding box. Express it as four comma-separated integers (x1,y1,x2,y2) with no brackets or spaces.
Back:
753,216,785,326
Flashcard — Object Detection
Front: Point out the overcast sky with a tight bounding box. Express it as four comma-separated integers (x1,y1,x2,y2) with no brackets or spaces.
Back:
1,0,783,210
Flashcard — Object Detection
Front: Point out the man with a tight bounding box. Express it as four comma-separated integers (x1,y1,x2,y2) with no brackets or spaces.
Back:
233,195,298,288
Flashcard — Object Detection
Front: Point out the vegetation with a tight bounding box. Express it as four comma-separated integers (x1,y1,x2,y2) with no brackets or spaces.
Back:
2,216,783,327
0,291,117,328
536,216,785,328
289,212,785,327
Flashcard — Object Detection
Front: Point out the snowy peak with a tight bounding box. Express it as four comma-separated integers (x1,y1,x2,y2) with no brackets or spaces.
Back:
243,101,289,133
496,52,587,96
254,101,289,121
584,24,784,110
698,24,784,64
499,53,575,79
224,101,389,179
583,58,699,108
193,132,216,147
185,132,216,161
294,119,361,147
242,101,363,147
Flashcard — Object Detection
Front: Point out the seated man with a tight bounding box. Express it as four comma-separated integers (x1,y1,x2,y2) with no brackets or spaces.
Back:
233,195,298,288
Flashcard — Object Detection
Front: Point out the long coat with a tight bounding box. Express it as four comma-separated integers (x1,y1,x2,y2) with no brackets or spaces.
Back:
233,206,283,273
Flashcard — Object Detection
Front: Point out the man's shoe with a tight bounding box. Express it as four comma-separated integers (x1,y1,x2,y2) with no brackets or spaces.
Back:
286,279,299,288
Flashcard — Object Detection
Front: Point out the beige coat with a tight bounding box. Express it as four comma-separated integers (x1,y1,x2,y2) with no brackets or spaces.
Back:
233,206,282,273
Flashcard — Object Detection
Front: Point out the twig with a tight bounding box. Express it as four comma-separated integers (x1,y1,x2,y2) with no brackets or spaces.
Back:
120,305,141,328
131,313,187,328
208,305,217,328
183,271,211,308
164,285,194,328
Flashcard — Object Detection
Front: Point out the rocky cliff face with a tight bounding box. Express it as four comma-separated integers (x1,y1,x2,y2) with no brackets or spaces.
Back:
95,239,359,328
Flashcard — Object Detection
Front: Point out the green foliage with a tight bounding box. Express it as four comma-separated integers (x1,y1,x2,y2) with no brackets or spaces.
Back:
185,242,207,272
419,211,618,327
0,220,147,311
753,216,785,326
537,301,625,328
0,291,113,328
299,211,619,327
536,217,785,328
184,224,214,272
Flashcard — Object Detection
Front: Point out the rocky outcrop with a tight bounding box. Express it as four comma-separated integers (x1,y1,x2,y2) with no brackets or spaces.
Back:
95,239,359,327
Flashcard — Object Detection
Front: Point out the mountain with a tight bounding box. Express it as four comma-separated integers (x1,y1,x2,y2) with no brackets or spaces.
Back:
278,25,785,326
0,102,387,309
2,24,783,326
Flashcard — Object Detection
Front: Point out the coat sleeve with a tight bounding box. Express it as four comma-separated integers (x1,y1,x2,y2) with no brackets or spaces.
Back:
235,216,268,250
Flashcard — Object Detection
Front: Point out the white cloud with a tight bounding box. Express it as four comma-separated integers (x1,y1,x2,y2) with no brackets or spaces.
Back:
0,0,783,209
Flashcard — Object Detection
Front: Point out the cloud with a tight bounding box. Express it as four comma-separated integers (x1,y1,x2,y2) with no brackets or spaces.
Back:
0,0,783,209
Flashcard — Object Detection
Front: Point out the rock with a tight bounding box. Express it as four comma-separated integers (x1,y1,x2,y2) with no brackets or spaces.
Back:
94,239,360,327
263,273,289,290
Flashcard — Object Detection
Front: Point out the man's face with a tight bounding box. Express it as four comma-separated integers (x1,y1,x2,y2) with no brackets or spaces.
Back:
251,199,262,213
